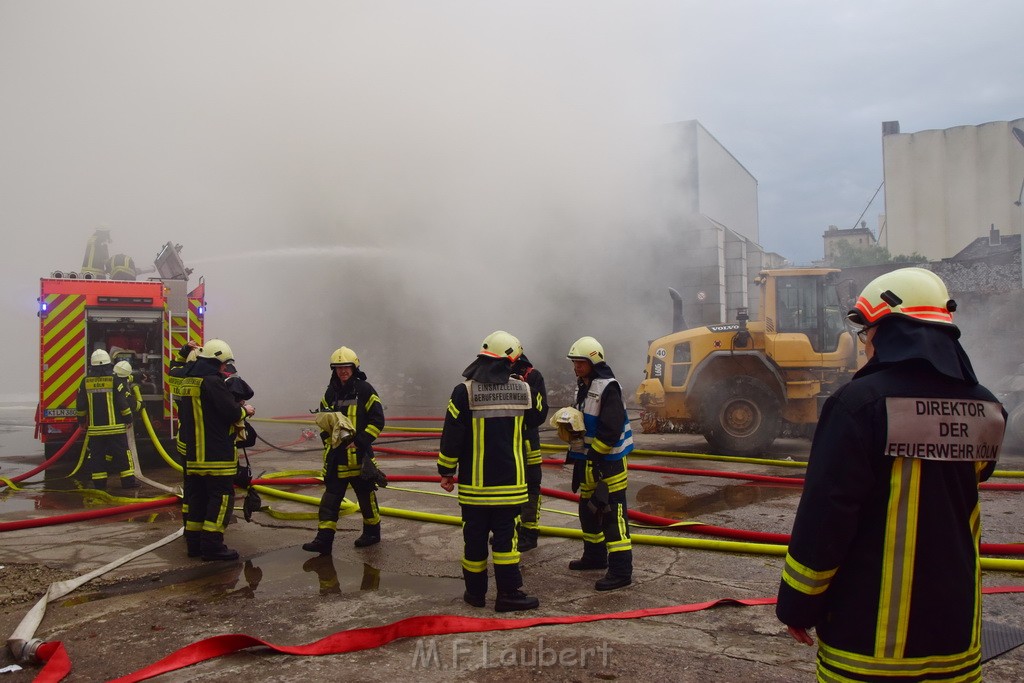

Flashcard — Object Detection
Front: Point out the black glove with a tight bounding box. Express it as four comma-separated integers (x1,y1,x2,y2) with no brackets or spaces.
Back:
587,478,610,516
571,460,583,493
359,454,388,489
242,487,262,522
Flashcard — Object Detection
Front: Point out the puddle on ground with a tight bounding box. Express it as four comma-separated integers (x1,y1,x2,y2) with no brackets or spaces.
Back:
632,481,800,519
60,545,462,606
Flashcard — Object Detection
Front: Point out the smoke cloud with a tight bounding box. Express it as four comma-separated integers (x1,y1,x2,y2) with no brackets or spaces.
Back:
1,2,698,414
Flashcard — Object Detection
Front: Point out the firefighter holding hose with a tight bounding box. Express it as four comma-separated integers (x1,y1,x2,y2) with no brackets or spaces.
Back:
302,346,387,555
76,349,137,490
565,336,634,591
177,339,255,561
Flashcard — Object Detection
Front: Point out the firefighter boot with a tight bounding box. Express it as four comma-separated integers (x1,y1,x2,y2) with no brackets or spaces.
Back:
302,529,335,555
463,568,487,608
353,523,380,548
596,550,633,591
518,526,539,552
91,477,107,491
200,532,239,562
184,530,202,558
494,590,540,613
568,542,607,570
120,475,140,489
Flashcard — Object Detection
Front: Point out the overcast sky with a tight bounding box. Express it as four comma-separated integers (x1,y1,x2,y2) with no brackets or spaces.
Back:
3,1,1023,408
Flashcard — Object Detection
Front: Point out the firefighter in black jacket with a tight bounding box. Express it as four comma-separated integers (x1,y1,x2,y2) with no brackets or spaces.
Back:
776,268,1006,681
302,346,386,554
511,350,548,551
438,331,544,613
177,339,254,561
76,349,134,490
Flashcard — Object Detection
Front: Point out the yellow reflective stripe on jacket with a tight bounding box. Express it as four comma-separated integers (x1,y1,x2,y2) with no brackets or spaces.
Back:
876,457,921,659
818,640,980,681
781,552,837,596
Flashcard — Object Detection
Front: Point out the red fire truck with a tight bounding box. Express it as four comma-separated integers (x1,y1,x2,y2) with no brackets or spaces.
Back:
35,242,205,458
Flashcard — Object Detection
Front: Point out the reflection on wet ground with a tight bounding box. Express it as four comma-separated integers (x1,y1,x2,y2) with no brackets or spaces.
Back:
59,546,462,605
632,481,801,519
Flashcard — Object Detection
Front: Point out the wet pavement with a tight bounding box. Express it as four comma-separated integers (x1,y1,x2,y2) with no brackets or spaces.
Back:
2,405,1024,681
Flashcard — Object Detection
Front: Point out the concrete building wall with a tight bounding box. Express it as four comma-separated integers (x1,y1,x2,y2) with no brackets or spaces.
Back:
694,124,760,245
659,120,764,327
882,118,1024,260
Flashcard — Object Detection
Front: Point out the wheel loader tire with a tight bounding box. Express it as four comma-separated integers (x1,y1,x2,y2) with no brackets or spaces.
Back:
699,377,781,457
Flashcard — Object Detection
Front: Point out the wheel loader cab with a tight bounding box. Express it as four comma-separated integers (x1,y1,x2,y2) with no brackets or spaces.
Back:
768,273,846,354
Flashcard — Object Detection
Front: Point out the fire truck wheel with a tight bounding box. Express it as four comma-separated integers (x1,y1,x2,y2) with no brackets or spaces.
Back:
699,377,781,457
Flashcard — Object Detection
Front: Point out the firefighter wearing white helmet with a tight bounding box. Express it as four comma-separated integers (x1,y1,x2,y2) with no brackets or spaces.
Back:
566,336,605,364
777,268,1006,681
113,360,143,415
76,347,136,490
177,338,255,561
437,331,544,612
478,330,522,361
847,266,958,332
303,345,387,555
565,335,634,592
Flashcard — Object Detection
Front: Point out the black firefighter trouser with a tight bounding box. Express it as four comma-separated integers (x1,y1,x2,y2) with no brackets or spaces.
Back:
317,473,380,531
573,457,633,578
183,473,235,536
460,504,522,597
86,432,134,484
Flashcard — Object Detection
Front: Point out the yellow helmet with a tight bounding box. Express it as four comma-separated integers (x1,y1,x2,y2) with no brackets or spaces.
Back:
197,339,234,362
849,267,957,330
113,360,133,378
549,406,586,442
330,346,360,368
567,336,605,364
90,349,111,366
478,331,522,361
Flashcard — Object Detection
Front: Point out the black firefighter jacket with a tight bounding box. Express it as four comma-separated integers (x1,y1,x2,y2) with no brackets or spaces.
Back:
177,358,246,477
776,320,1006,682
319,370,385,478
76,365,132,436
437,375,544,507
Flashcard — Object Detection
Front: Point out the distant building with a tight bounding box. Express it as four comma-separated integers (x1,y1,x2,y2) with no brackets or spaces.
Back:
821,223,877,264
657,120,771,326
881,118,1024,261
